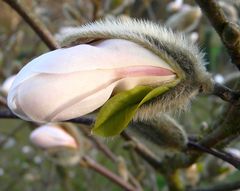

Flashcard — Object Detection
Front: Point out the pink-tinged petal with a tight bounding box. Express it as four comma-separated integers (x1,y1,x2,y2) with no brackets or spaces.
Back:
30,124,78,149
52,75,176,121
116,66,174,78
10,39,174,90
9,70,117,122
8,39,177,122
10,66,175,122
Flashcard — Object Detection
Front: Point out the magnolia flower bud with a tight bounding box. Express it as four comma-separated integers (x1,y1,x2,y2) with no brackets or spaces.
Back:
30,124,78,149
8,18,213,126
8,39,175,122
30,123,87,166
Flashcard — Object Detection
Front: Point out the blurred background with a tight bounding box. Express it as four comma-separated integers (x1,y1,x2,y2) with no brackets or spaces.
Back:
0,0,240,190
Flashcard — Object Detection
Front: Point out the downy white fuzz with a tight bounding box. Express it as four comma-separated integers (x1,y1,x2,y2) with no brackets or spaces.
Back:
128,114,187,151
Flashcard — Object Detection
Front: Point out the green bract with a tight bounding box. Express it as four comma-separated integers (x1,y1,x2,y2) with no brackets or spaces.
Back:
92,80,179,137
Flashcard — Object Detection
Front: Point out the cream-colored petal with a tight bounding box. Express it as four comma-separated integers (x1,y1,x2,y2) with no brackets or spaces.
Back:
52,75,176,121
30,124,78,149
10,39,173,90
8,63,176,122
9,70,117,122
52,82,117,121
8,38,178,122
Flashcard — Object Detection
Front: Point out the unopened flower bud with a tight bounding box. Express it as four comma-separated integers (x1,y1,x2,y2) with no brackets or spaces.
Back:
30,124,78,149
30,123,87,166
8,19,213,135
8,39,175,122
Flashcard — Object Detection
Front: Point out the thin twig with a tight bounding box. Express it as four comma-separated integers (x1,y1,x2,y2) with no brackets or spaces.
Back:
0,107,18,119
187,140,240,169
0,107,95,125
81,156,137,191
79,125,143,190
1,105,240,171
79,124,118,162
2,0,59,50
121,131,164,172
213,82,240,105
195,0,240,70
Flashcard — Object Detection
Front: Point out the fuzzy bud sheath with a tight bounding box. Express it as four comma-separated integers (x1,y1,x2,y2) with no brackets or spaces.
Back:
128,114,187,153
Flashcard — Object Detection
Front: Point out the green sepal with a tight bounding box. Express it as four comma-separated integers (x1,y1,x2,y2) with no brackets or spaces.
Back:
92,80,178,137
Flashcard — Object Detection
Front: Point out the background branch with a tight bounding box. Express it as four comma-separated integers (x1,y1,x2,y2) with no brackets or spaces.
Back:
195,0,240,70
213,83,240,105
121,131,165,172
81,156,137,191
187,140,240,169
2,0,59,50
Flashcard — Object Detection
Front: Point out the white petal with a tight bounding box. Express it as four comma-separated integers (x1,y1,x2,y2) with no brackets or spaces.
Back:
9,70,175,122
52,75,176,121
8,39,177,122
11,39,173,90
30,124,77,149
9,70,117,122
